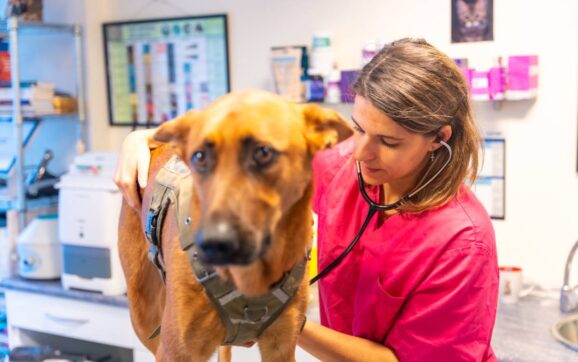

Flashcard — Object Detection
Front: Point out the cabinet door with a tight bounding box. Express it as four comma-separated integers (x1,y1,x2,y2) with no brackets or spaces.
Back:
5,290,146,351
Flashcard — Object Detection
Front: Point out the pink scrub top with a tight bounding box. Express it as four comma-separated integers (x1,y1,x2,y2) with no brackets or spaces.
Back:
313,139,499,362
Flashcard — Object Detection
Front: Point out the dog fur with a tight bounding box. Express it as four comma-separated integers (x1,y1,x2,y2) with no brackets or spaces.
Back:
118,90,352,361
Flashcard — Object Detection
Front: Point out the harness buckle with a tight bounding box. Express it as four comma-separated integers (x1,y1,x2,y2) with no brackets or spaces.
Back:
198,270,218,284
148,245,165,270
244,305,269,324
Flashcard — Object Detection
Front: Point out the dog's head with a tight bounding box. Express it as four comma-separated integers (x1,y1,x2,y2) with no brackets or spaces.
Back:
154,90,352,268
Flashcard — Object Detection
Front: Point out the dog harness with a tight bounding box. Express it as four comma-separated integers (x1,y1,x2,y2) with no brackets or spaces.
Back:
144,155,307,346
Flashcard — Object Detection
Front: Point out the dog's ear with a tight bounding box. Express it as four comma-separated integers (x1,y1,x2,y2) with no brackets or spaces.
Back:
301,104,353,153
153,110,200,160
153,110,199,145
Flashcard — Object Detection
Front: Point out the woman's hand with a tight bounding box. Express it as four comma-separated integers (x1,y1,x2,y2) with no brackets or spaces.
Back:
298,320,398,362
113,128,159,210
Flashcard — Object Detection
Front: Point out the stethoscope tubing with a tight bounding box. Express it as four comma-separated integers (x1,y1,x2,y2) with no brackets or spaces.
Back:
309,203,378,285
309,140,452,285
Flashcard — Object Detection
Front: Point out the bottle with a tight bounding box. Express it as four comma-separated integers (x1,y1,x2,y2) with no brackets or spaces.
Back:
310,32,336,80
299,47,309,103
361,40,380,67
300,72,308,103
325,70,341,104
306,68,325,102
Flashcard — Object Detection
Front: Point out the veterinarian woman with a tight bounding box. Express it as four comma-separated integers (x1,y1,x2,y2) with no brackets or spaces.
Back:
115,38,499,361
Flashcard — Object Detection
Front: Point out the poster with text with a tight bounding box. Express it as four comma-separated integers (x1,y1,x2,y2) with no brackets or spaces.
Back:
104,15,229,126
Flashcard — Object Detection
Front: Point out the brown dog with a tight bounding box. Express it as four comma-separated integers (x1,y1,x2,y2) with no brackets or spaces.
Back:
118,90,352,361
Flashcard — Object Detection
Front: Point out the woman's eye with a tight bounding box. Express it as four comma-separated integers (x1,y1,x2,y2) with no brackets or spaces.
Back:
353,125,364,134
191,150,208,172
380,139,400,148
253,146,277,168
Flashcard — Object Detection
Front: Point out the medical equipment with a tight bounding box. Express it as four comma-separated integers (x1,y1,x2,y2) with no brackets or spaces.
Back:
17,214,61,280
57,152,126,295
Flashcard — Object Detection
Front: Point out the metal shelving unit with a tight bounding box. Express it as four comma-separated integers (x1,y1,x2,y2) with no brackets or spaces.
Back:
0,17,87,229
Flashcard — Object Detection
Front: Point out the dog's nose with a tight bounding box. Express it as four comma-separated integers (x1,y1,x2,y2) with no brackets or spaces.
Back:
196,219,241,264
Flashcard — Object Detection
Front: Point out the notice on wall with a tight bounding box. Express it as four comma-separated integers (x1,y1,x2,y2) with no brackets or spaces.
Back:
474,138,505,219
104,16,229,126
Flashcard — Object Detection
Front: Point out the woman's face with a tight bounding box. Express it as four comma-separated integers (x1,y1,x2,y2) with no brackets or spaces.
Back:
352,96,437,192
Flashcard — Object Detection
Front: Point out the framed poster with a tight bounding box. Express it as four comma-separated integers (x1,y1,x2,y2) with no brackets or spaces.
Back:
451,0,494,43
103,14,230,126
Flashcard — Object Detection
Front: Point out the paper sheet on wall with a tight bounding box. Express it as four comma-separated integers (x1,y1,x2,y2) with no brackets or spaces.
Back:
104,16,229,125
473,138,505,219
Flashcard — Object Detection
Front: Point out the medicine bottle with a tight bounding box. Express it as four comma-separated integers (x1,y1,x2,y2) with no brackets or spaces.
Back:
306,68,325,102
325,70,341,104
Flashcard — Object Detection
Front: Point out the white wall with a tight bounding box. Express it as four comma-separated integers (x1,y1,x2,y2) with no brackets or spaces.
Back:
45,0,578,288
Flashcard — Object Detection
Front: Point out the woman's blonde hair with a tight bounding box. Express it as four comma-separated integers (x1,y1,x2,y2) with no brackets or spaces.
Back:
353,38,481,213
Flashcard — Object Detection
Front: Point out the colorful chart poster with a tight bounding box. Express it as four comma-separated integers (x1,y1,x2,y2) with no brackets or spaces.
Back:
103,15,229,126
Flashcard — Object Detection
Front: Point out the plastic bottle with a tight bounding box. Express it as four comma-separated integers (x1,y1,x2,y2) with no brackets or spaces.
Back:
310,33,336,79
299,46,309,102
361,40,380,67
306,68,325,102
325,70,341,104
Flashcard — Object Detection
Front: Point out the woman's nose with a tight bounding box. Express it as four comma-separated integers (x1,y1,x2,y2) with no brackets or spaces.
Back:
353,134,376,162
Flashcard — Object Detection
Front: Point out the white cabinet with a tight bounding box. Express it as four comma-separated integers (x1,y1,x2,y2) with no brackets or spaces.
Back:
4,283,320,361
5,289,154,362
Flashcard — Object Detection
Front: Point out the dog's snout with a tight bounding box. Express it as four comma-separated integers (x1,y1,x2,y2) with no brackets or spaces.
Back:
196,218,244,265
200,237,239,260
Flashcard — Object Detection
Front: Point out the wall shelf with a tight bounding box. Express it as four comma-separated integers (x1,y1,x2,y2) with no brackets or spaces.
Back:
0,18,78,37
1,16,86,230
0,112,79,122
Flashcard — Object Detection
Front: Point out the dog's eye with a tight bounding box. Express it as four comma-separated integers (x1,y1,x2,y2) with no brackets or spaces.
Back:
253,146,277,168
191,150,208,173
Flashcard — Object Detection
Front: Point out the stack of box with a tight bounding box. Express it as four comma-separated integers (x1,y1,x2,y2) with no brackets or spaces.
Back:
505,55,538,100
52,95,78,113
0,81,56,115
454,55,537,101
0,42,9,83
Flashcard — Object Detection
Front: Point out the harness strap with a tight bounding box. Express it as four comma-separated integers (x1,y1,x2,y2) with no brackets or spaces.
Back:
143,155,309,346
185,253,307,345
143,157,191,339
144,186,170,285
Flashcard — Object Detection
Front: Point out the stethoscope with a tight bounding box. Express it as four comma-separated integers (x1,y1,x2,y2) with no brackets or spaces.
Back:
310,139,453,285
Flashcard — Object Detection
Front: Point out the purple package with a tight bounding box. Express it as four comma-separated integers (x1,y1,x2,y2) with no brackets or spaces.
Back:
459,67,474,91
453,58,469,69
488,66,505,100
339,70,359,103
507,55,538,91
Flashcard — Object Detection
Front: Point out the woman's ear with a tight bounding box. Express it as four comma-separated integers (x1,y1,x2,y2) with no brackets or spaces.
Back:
431,125,452,151
301,103,354,154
